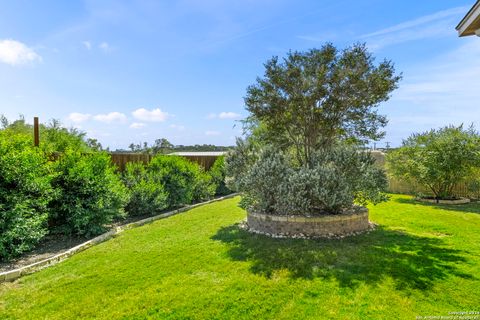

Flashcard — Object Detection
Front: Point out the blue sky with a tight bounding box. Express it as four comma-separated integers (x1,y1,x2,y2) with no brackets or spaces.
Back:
0,0,478,149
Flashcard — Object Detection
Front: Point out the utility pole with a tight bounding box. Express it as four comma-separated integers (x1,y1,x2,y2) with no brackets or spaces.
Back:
385,141,391,150
34,117,39,147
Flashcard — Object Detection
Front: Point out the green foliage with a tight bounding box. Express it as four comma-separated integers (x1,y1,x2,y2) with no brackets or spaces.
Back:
148,155,214,207
0,116,90,153
192,171,216,202
122,162,168,216
227,142,388,215
244,43,401,166
40,120,89,153
208,156,232,195
229,44,398,215
49,150,128,236
0,132,54,260
387,125,480,199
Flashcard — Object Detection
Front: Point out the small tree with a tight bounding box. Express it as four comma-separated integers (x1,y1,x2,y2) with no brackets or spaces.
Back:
244,43,401,166
387,125,480,200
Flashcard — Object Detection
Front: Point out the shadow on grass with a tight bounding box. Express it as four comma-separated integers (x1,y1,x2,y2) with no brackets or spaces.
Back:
212,225,474,291
394,197,480,215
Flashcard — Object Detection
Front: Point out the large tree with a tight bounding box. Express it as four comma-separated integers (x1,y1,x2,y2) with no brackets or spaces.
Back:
244,43,401,166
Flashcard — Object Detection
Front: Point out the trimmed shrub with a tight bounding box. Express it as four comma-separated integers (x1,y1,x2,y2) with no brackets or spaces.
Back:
387,125,480,200
49,150,128,236
275,147,388,214
192,171,216,203
122,162,168,216
208,156,232,196
0,133,54,260
148,155,215,207
227,142,388,215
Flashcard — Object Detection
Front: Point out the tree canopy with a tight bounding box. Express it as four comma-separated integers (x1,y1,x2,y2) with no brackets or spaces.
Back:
244,43,401,166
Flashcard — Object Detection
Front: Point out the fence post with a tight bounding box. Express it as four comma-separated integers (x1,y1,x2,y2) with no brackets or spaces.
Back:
34,117,39,147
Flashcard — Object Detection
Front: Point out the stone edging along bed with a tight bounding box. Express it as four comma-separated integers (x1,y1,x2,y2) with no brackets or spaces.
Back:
416,197,471,205
0,193,238,284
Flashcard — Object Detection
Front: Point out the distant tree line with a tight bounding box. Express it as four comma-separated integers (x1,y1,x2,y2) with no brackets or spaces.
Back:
120,138,233,154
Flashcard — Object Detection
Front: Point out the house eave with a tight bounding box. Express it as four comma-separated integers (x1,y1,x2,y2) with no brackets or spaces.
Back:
456,0,480,36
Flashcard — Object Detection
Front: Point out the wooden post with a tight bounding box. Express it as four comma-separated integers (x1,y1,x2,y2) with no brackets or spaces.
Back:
34,117,39,147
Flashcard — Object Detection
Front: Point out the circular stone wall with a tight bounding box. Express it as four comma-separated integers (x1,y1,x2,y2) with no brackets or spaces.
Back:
247,207,370,238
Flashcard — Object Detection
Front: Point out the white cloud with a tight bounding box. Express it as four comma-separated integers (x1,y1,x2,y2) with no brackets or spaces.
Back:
82,41,92,50
132,108,169,122
93,112,127,123
360,6,468,49
0,39,42,66
68,112,91,123
219,112,241,119
207,112,241,119
170,124,185,131
205,130,220,136
130,122,146,129
99,42,111,52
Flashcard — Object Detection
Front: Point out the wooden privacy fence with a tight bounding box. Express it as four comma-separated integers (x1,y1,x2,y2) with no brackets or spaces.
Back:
108,152,224,171
174,155,219,170
109,153,153,171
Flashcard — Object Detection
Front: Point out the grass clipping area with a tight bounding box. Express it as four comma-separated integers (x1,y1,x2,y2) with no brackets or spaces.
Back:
1,195,479,319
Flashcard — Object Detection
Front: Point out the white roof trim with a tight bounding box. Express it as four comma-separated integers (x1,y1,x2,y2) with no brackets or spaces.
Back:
457,1,480,36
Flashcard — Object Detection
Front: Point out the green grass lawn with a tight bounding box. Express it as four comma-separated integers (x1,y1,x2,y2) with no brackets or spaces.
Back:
1,194,479,319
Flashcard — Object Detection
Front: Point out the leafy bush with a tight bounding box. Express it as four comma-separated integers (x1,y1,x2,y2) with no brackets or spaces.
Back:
208,156,232,196
387,125,480,200
122,162,168,216
227,141,388,215
49,150,128,236
148,155,214,208
0,116,91,153
192,171,216,202
0,133,54,260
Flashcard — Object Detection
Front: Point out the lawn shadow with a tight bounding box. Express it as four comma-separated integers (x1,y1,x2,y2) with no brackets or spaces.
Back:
394,196,480,215
211,224,474,291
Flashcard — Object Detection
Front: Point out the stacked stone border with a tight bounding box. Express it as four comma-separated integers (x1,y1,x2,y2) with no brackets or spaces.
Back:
0,193,238,284
416,197,471,205
246,207,371,238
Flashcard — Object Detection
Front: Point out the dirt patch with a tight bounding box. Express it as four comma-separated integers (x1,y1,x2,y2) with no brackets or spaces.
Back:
0,234,90,273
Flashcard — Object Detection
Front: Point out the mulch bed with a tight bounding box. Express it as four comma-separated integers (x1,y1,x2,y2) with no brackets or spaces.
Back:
0,214,157,273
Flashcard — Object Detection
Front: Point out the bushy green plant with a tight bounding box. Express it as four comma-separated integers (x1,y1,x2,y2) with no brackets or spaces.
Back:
148,155,214,207
192,171,216,202
208,156,232,196
275,146,388,214
0,116,90,153
122,162,168,216
49,150,128,236
387,125,480,200
0,132,55,260
227,142,388,215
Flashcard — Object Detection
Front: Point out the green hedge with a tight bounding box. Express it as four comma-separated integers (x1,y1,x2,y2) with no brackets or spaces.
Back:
122,162,168,216
48,150,129,237
0,132,55,260
208,156,232,196
148,155,215,208
0,118,230,260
